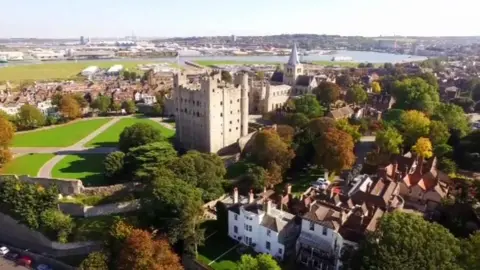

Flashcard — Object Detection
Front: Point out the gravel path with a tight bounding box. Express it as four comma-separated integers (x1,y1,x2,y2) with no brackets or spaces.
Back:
36,117,121,178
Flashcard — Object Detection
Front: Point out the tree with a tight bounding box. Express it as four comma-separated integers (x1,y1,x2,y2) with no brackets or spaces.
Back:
16,104,46,130
151,103,163,116
111,101,122,113
391,77,440,114
438,157,457,174
384,63,394,70
80,252,109,270
237,254,281,270
313,128,355,174
336,73,353,88
450,97,474,113
0,116,15,147
400,110,430,145
336,119,361,142
458,232,480,270
375,126,403,154
169,151,225,201
420,72,439,91
371,81,381,94
39,209,74,243
434,143,453,158
293,94,325,118
73,93,89,109
314,81,341,108
51,93,63,107
382,109,405,130
428,120,450,145
0,148,12,167
288,113,309,129
246,129,295,186
433,103,471,137
118,229,182,270
140,176,203,253
119,123,164,152
352,212,460,270
241,164,267,193
104,151,125,180
412,137,433,159
221,70,233,83
92,95,112,114
276,125,295,145
345,84,367,105
255,71,265,80
122,100,136,114
125,142,177,182
59,95,81,120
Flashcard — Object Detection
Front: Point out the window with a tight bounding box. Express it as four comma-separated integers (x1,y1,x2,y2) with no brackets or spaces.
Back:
245,237,252,245
229,129,231,132
220,113,223,117
237,119,240,123
234,214,238,221
234,226,238,234
220,101,223,105
244,224,252,232
237,99,240,102
230,111,233,114
266,241,271,250
229,121,232,124
322,226,328,236
309,221,314,231
267,230,271,236
278,248,283,254
230,100,233,104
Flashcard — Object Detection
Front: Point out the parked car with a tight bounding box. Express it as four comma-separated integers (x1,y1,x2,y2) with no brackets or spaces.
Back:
17,256,32,267
4,252,19,261
0,246,9,256
37,264,53,270
312,177,331,190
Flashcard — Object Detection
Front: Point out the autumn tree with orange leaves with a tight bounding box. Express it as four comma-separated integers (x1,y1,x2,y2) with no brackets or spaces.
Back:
247,129,295,186
59,95,82,120
118,229,183,270
0,116,15,167
313,128,356,174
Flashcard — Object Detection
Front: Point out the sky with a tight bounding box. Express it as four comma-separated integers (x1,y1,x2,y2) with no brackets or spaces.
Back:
1,0,479,38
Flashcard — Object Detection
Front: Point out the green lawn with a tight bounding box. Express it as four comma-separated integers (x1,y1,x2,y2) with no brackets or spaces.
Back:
0,61,171,83
85,117,175,148
51,154,107,186
283,167,326,196
0,153,54,176
12,118,111,147
195,60,280,67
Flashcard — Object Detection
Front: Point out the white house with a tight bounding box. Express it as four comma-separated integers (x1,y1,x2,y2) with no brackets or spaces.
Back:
0,103,21,115
36,100,56,115
107,65,124,75
221,188,299,260
81,66,99,76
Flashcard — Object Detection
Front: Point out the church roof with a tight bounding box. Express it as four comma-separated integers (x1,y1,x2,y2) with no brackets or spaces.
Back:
287,43,301,66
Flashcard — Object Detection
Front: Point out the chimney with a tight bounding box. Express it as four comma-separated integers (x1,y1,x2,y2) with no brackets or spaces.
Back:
392,160,398,179
248,189,254,203
286,184,292,195
266,200,272,214
233,187,238,204
263,186,267,194
324,170,329,182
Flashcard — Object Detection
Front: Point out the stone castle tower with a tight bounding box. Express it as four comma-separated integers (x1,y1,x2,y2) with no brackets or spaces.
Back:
173,72,249,153
283,43,304,85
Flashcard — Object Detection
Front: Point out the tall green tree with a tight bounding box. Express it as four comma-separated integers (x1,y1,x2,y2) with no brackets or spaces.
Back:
400,110,431,145
352,212,461,270
16,104,46,130
122,100,136,114
336,119,361,142
428,120,450,146
80,252,109,270
345,84,367,105
92,95,112,114
375,126,404,154
293,94,325,118
391,77,440,115
104,151,126,181
433,103,471,137
314,81,341,109
140,175,203,254
118,123,163,152
458,232,480,270
124,142,177,182
237,254,281,270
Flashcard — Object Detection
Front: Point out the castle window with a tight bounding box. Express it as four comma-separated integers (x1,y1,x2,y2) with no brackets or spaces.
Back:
237,119,240,123
237,99,240,102
236,127,239,130
229,121,232,124
229,129,231,132
237,110,240,113
230,100,233,104
220,113,223,117
220,101,223,105
196,112,200,117
230,111,233,114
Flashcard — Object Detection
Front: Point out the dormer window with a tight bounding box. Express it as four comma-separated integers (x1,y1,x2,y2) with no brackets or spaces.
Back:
309,221,314,231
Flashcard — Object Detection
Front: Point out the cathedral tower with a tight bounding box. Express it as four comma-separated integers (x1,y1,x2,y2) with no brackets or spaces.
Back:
283,43,303,86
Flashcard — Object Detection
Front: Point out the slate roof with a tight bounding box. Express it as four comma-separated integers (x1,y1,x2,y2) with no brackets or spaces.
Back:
295,75,313,87
270,71,284,83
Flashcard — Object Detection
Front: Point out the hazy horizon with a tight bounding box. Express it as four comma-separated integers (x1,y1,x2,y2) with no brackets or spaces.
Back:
1,0,478,38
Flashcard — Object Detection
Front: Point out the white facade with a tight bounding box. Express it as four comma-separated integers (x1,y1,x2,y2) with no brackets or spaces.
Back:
226,196,298,260
0,51,24,61
36,100,56,115
107,65,124,74
0,104,21,115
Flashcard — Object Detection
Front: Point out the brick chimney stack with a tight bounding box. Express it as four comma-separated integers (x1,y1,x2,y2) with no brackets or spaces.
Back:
248,189,254,203
266,199,272,214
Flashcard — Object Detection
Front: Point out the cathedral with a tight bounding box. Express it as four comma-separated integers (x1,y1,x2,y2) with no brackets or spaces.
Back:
249,43,320,114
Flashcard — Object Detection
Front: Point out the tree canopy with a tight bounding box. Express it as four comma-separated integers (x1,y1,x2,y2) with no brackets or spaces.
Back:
345,84,368,105
59,95,82,120
400,110,431,145
0,116,15,147
371,81,382,94
428,120,450,146
382,109,405,130
336,119,361,142
122,100,136,114
352,212,461,270
391,77,440,115
16,104,46,130
92,95,112,114
103,151,125,181
433,103,471,137
375,126,403,155
412,137,433,159
314,81,341,108
313,128,356,173
221,70,233,83
293,94,325,118
80,252,109,270
119,123,164,152
237,254,281,270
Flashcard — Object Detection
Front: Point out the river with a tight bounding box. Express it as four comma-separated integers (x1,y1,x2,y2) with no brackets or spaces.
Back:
0,50,427,68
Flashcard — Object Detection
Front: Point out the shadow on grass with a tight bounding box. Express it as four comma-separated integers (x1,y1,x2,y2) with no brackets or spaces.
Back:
56,154,108,187
87,141,118,148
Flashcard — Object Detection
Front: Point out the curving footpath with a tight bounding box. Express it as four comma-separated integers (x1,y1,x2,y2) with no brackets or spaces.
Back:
36,117,121,178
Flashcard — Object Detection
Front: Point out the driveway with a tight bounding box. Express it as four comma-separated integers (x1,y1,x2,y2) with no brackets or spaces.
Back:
0,257,28,270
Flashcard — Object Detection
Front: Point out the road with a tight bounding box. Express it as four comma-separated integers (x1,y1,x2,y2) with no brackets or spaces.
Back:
0,257,28,270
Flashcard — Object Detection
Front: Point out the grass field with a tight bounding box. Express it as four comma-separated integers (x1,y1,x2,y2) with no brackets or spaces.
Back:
12,118,111,147
51,154,107,186
85,117,175,148
195,60,281,66
0,60,172,83
72,213,138,242
0,153,54,176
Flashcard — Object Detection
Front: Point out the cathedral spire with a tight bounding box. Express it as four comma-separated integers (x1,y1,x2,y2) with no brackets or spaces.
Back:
287,43,300,66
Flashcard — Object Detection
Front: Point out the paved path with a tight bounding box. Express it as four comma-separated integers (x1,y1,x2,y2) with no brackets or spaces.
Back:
147,117,176,130
36,117,121,178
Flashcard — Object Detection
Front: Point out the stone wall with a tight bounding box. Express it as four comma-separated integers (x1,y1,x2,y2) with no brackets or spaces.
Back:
82,182,142,196
59,200,141,217
0,175,84,195
0,212,101,257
